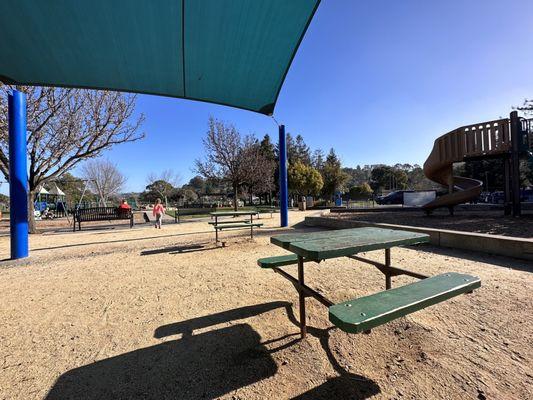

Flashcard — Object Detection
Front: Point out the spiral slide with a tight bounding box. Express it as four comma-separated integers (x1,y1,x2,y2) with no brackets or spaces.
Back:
422,127,485,212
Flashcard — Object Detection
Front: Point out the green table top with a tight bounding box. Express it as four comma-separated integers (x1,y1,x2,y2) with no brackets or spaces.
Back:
210,211,258,217
271,227,429,261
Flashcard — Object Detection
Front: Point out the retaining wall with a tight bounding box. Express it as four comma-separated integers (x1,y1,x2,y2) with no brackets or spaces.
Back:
305,216,533,261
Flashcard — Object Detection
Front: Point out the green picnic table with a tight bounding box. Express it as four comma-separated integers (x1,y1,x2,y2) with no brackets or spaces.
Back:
259,227,480,338
209,210,262,244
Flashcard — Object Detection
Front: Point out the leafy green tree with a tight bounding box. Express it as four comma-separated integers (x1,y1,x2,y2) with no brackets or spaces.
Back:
140,180,175,205
0,193,9,209
259,134,276,162
280,132,297,164
370,165,408,193
175,188,199,204
55,172,95,204
321,149,349,198
349,182,373,200
343,165,373,187
293,134,311,165
288,161,323,196
184,175,207,196
312,149,325,171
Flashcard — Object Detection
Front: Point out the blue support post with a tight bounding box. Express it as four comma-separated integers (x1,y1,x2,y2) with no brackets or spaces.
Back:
279,124,289,227
8,90,29,259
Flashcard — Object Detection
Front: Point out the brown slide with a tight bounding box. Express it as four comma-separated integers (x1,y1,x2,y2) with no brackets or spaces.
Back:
421,118,511,212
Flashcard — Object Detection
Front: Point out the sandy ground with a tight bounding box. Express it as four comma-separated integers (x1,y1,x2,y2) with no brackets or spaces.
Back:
0,211,531,399
333,210,533,238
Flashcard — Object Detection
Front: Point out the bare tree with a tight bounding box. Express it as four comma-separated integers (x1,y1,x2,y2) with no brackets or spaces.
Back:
195,117,247,210
195,118,277,209
81,159,126,206
0,84,144,232
146,169,180,208
240,136,276,204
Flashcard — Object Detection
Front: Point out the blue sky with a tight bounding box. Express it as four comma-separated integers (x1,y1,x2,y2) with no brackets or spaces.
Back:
62,0,533,192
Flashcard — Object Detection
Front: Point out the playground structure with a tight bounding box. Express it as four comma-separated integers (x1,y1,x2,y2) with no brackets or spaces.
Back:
35,184,67,218
423,111,533,215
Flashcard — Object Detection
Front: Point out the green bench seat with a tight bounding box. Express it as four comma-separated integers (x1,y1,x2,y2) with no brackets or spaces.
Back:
208,219,250,225
214,223,263,230
257,206,279,211
329,272,481,334
257,254,301,268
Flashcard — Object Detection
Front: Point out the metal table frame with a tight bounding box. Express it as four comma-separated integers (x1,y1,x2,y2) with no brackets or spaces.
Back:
210,211,258,244
272,249,429,339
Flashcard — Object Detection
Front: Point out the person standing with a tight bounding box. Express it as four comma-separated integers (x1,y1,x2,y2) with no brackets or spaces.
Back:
153,198,165,229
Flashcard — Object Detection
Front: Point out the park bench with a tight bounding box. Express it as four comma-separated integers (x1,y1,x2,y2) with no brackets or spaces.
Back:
73,207,133,231
259,227,481,338
174,206,217,223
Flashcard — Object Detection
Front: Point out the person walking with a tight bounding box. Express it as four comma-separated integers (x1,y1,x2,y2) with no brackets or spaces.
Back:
153,198,165,229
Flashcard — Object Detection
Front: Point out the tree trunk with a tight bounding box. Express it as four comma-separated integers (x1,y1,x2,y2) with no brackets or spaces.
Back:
233,185,238,211
28,190,38,234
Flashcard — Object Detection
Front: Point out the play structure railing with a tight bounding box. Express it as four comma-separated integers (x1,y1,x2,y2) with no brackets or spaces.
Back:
435,118,511,164
435,116,533,165
522,118,533,149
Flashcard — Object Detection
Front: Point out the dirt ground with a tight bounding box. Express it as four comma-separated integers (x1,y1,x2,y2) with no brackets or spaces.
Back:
0,211,531,399
333,209,533,238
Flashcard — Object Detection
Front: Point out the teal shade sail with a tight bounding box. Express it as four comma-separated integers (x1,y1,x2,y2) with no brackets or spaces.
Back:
0,0,320,115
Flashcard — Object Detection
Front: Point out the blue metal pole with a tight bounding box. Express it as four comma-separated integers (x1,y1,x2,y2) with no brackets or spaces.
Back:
279,124,288,227
8,90,29,259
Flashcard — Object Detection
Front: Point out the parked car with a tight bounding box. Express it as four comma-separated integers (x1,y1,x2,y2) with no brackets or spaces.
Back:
375,191,407,205
521,188,533,202
488,191,505,204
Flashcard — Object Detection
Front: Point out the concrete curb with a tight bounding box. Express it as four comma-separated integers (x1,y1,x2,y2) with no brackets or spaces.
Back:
305,216,533,261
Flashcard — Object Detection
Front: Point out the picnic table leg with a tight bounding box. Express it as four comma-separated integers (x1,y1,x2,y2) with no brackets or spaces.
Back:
298,255,307,339
385,248,391,290
215,216,218,243
215,216,219,244
250,212,254,239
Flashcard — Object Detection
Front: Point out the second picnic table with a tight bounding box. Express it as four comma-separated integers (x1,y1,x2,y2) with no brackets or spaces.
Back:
258,227,480,338
209,210,262,244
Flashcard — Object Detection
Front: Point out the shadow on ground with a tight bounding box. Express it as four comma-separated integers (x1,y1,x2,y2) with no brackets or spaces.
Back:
140,244,217,256
46,302,380,399
31,230,213,252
